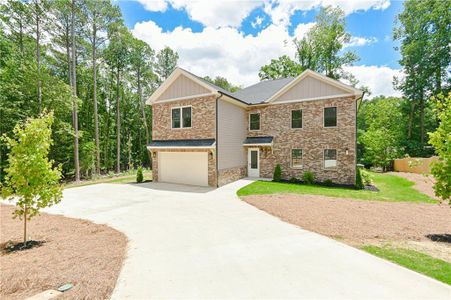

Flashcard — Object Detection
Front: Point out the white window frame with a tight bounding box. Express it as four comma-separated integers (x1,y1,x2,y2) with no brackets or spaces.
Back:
291,109,303,129
249,112,261,131
291,148,303,169
171,105,192,129
324,149,337,169
323,106,337,128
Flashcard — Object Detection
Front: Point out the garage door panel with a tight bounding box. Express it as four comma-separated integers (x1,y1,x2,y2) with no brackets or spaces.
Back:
158,152,209,186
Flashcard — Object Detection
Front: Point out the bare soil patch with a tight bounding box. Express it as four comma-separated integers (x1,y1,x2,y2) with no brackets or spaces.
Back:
390,172,438,200
0,204,127,300
242,194,451,260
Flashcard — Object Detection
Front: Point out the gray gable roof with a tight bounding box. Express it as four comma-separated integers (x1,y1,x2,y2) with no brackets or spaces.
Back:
230,77,295,104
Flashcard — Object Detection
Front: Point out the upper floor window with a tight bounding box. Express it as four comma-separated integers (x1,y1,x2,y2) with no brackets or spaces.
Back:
249,113,260,131
291,109,302,128
291,149,303,168
324,149,337,168
324,107,337,127
172,106,191,129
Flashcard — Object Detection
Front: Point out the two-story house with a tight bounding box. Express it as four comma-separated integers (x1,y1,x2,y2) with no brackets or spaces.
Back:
147,67,363,187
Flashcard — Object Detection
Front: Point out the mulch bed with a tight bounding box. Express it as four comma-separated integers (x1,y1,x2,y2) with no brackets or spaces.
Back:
0,204,127,300
242,194,451,243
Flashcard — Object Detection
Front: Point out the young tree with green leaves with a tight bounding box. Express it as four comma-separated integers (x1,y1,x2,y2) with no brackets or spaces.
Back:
203,75,241,92
428,93,450,204
258,55,302,80
1,112,63,244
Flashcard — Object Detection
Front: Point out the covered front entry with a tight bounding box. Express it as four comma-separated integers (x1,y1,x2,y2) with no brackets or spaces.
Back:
158,152,209,186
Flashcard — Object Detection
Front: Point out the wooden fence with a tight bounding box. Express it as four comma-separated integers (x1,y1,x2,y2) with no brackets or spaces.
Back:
393,156,438,174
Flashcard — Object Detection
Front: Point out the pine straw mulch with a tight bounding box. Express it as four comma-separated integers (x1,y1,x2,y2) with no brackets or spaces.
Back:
241,194,451,261
0,204,127,300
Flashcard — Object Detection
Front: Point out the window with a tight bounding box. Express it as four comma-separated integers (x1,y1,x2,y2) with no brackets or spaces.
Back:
182,107,191,128
249,113,260,131
171,106,191,129
291,149,303,168
324,107,337,127
291,110,302,128
324,149,337,168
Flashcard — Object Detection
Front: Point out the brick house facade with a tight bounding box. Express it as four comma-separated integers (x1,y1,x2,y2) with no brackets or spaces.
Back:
147,68,362,187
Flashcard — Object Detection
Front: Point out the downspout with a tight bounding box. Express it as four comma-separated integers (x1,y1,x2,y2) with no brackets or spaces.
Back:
215,93,223,188
355,91,365,184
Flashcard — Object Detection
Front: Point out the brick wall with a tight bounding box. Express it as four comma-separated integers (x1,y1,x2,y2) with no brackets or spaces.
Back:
247,96,357,184
152,95,216,140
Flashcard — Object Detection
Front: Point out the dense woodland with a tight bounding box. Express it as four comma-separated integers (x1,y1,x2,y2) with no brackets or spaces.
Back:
0,0,179,182
0,0,449,184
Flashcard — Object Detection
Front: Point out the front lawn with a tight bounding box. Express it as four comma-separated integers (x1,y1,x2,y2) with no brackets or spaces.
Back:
237,172,436,203
362,246,451,285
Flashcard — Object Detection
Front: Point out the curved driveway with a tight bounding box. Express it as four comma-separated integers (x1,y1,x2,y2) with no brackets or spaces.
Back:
46,180,450,299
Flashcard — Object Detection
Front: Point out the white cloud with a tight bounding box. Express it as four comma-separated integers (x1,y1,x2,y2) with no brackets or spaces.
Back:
251,16,265,29
293,22,315,39
264,0,391,27
136,0,391,28
133,20,401,97
344,65,403,97
345,36,378,47
136,0,168,12
132,20,296,86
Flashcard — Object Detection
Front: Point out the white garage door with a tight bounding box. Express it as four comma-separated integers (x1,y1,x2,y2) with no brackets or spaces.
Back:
158,152,209,186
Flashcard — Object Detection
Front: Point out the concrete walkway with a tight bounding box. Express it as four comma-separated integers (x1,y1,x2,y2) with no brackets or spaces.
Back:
45,179,451,299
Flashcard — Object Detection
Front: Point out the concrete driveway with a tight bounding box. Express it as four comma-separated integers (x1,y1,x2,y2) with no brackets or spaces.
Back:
46,179,450,299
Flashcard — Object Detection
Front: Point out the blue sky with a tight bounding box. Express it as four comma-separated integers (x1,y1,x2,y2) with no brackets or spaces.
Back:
118,0,405,96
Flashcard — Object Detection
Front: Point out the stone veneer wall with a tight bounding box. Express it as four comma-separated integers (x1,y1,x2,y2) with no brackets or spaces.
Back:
151,149,217,187
247,96,357,185
218,166,247,186
152,95,216,140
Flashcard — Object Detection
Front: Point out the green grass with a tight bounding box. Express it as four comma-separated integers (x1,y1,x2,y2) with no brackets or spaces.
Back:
362,246,451,285
237,172,436,203
64,171,152,188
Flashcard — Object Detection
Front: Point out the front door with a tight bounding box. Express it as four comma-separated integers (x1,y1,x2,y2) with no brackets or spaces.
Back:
248,148,260,177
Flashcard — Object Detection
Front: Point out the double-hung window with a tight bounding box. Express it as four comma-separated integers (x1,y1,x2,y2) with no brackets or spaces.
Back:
249,113,260,131
291,149,303,168
291,109,302,128
172,106,191,129
324,149,337,168
324,107,337,127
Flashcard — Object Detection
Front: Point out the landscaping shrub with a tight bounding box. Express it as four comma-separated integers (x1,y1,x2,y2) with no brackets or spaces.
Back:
355,168,364,189
361,169,373,186
273,164,282,182
136,166,144,183
302,171,315,185
289,177,298,183
324,179,333,186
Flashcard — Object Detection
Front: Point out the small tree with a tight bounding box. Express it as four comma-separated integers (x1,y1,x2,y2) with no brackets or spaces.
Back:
1,112,63,244
428,93,450,204
136,166,144,183
273,164,282,182
355,168,364,190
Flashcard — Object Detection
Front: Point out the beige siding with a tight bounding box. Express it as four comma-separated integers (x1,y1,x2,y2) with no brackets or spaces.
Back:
157,74,210,101
217,99,247,170
274,76,349,102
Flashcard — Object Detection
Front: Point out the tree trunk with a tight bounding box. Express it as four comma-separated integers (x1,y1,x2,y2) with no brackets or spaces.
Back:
116,70,121,174
407,101,415,139
137,67,152,165
71,0,80,182
419,91,425,145
23,205,27,244
35,1,42,114
92,19,100,175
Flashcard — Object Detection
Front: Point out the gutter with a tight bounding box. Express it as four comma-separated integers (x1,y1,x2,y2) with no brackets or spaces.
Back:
355,91,365,183
215,93,223,188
